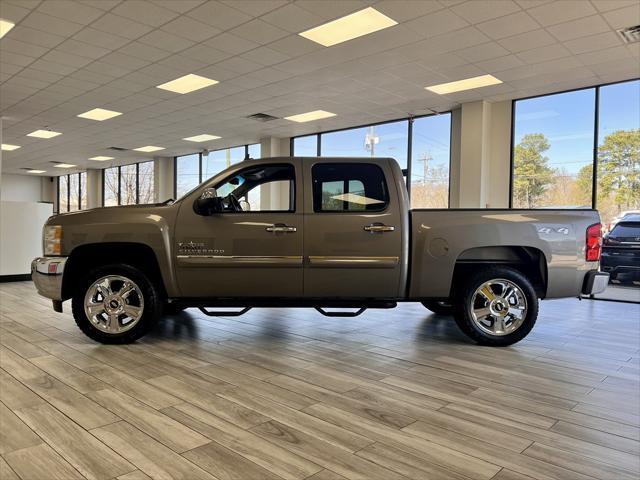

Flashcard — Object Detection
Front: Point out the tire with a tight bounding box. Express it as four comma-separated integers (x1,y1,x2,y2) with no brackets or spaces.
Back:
453,266,538,347
72,264,161,344
421,300,454,316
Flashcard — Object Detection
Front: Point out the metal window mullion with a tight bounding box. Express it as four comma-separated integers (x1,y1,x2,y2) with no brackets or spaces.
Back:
317,133,321,156
136,162,140,204
198,153,202,184
117,166,122,205
77,173,81,210
592,87,600,210
406,118,413,199
67,174,71,212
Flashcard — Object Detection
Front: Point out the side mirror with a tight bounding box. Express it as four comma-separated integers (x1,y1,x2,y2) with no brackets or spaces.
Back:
194,187,223,215
239,200,250,212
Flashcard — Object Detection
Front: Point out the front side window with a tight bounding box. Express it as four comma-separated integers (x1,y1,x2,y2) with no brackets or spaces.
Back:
214,164,295,213
312,163,388,212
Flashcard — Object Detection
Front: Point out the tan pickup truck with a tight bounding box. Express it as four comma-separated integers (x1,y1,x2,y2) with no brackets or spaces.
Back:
32,157,608,346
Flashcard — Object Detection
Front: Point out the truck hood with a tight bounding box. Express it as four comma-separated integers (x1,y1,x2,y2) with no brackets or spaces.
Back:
47,202,175,226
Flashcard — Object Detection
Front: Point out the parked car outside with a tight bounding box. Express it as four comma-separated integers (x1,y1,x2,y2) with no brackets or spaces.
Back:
601,220,640,282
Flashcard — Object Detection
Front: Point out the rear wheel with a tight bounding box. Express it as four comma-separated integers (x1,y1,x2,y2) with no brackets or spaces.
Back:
72,264,161,344
421,300,454,315
454,266,538,346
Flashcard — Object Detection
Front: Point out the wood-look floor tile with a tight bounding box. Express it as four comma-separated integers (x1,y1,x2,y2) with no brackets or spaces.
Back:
4,443,84,480
0,402,41,454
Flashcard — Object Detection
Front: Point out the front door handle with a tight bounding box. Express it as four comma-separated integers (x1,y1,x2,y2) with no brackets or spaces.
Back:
266,223,297,233
364,224,395,233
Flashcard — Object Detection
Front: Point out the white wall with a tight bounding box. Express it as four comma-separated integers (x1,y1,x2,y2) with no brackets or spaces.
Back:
0,173,45,202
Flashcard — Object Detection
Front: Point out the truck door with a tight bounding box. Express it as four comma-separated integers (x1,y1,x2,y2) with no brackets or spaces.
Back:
174,160,303,298
303,160,404,298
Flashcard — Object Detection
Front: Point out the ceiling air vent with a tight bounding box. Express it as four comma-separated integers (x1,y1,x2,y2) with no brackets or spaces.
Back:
617,25,640,44
107,146,129,151
247,113,279,122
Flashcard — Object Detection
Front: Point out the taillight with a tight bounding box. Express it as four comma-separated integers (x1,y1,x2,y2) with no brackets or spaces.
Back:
586,223,602,262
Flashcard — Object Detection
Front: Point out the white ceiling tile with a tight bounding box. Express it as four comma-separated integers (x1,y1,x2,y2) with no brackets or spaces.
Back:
204,32,260,55
268,34,323,57
160,15,221,43
1,51,37,68
564,31,623,54
476,11,540,39
157,54,205,72
456,42,511,62
526,0,597,26
230,19,290,45
79,0,123,10
112,0,179,27
28,58,79,76
240,46,290,66
187,2,252,29
450,0,522,23
517,43,572,63
42,50,95,69
8,25,66,48
590,0,639,13
577,45,631,65
602,3,640,29
180,44,232,64
21,12,85,37
55,38,112,60
546,14,611,42
0,2,31,23
117,42,172,62
404,9,469,38
296,0,369,20
72,27,132,50
138,29,195,53
91,13,153,40
150,0,205,13
373,0,444,22
261,4,325,33
475,54,525,72
497,28,556,52
221,0,287,16
37,0,104,24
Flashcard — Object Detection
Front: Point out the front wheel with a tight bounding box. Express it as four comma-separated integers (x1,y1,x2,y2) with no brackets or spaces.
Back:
454,266,538,346
72,264,161,344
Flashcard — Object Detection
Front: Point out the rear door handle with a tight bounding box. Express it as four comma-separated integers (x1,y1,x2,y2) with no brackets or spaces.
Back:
364,224,395,233
266,223,297,233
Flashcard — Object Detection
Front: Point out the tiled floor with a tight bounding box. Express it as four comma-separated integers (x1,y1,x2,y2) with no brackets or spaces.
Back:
1,280,638,480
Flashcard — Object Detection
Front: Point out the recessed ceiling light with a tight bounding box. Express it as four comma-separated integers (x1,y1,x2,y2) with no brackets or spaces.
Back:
77,108,122,121
54,163,76,169
183,134,221,142
133,146,165,152
284,110,337,123
156,74,218,94
89,156,114,161
425,74,503,94
299,7,397,47
27,130,62,139
1,143,21,151
27,169,46,174
0,19,15,39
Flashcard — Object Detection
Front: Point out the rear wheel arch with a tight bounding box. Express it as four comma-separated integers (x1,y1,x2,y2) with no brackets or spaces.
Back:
62,243,167,300
451,246,548,299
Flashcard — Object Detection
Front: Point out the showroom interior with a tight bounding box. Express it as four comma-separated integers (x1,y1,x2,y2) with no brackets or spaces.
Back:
0,0,639,479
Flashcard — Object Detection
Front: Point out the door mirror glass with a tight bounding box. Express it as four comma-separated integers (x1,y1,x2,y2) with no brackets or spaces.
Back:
194,187,223,215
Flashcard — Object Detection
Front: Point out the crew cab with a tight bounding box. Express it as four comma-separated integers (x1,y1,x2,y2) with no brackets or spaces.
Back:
32,157,609,346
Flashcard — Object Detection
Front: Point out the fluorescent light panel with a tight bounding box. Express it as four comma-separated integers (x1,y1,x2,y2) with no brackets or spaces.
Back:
1,143,21,151
284,110,336,123
27,130,62,139
27,169,46,174
89,156,114,161
299,7,397,47
133,146,165,152
425,74,502,94
78,108,122,121
156,74,218,94
54,163,76,168
183,134,221,142
0,19,15,39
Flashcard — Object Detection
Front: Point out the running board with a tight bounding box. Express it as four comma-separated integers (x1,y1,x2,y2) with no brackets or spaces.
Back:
315,307,366,317
198,307,252,317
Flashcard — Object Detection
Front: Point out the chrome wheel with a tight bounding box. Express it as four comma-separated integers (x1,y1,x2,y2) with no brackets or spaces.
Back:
84,275,144,334
470,278,527,336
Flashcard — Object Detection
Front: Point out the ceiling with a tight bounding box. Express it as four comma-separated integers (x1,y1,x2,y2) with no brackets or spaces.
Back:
1,0,638,175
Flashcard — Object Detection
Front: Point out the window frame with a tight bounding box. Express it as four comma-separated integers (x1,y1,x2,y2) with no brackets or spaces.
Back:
311,162,390,214
508,78,639,210
290,112,453,209
173,143,259,199
101,160,156,207
57,172,84,213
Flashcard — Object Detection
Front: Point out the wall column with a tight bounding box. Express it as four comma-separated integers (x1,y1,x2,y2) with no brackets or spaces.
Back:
154,156,174,202
449,100,511,208
86,169,101,208
258,137,291,210
260,137,290,158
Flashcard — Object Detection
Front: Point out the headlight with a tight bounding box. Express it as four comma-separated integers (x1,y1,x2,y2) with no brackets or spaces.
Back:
44,225,62,255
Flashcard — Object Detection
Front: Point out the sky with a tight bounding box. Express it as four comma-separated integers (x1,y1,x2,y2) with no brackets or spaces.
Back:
514,79,639,175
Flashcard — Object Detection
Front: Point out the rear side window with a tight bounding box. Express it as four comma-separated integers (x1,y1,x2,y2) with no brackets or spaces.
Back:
312,163,389,212
610,222,640,237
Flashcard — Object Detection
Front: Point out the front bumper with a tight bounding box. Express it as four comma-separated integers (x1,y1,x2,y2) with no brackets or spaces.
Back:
581,270,609,295
31,256,67,301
